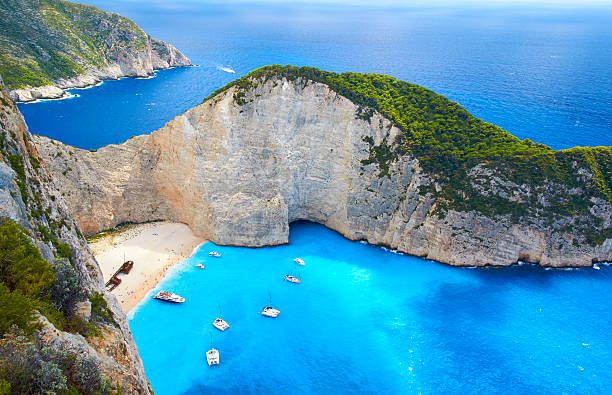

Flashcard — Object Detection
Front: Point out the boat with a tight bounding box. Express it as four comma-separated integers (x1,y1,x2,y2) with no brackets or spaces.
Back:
154,290,185,303
212,303,230,331
195,263,205,269
209,251,222,257
294,258,305,265
261,306,280,318
206,348,219,366
284,275,301,284
261,291,280,317
594,264,601,270
212,317,230,331
206,333,220,366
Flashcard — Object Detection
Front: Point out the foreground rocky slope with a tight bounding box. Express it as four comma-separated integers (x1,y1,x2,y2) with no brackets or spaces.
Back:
0,0,191,102
0,77,150,392
34,67,612,267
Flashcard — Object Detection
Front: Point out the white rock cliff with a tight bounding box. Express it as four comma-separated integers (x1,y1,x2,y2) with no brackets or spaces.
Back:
34,77,612,268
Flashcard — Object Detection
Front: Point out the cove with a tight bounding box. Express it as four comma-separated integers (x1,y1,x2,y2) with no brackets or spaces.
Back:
128,222,612,394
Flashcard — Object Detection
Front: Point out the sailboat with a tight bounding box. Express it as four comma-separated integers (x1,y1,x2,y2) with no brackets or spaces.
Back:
261,290,280,318
206,333,220,366
212,302,230,331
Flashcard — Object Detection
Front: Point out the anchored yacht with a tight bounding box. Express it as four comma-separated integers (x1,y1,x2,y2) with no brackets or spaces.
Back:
261,306,280,318
284,275,301,284
213,317,230,331
206,348,219,366
209,251,222,257
294,258,305,265
154,290,185,303
195,263,205,269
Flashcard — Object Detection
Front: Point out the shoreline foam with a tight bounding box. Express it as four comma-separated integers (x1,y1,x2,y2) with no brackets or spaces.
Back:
88,221,205,312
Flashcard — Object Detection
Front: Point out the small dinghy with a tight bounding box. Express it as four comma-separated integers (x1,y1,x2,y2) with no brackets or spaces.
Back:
284,275,301,284
261,306,280,318
206,348,219,366
195,263,205,269
294,258,305,265
209,251,222,257
154,290,185,303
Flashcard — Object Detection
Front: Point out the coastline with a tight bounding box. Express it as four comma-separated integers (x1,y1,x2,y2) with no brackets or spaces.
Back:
10,64,193,103
88,221,205,312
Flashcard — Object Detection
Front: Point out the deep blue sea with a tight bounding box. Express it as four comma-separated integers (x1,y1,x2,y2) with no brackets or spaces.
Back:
130,222,612,394
17,1,612,150
15,1,612,393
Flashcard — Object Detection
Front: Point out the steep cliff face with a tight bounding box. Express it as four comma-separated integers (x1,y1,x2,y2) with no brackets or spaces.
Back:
0,79,151,393
34,73,612,268
0,0,191,102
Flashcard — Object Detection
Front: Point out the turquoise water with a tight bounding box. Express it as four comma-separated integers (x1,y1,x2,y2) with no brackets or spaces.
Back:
129,222,612,394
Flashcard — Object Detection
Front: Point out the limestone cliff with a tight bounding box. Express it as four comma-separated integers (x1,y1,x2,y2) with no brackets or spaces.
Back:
0,77,151,392
0,0,191,102
34,68,612,268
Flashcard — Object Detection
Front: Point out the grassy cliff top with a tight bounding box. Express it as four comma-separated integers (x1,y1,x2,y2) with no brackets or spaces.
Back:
0,0,151,89
210,65,612,244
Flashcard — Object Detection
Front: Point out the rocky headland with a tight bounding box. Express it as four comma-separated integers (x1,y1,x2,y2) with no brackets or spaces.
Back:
0,75,151,392
33,66,612,268
0,0,191,102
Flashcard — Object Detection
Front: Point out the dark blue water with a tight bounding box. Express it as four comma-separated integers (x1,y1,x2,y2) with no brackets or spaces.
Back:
129,222,612,394
17,2,612,150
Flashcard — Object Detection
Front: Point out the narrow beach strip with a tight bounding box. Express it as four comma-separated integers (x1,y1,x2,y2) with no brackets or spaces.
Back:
88,221,205,312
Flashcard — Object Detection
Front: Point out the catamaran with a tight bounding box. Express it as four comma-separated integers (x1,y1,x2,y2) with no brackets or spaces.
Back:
154,290,185,303
206,334,219,366
294,258,305,265
206,348,219,366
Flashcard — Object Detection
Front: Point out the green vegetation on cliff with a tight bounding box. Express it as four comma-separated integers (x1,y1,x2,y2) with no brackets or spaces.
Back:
212,65,612,244
0,0,151,89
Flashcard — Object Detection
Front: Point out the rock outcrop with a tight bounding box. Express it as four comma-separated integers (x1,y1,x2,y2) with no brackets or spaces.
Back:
0,77,151,393
0,0,191,102
33,72,612,268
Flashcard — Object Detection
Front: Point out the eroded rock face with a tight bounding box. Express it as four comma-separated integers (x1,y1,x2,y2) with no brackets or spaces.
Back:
34,77,612,267
0,79,151,394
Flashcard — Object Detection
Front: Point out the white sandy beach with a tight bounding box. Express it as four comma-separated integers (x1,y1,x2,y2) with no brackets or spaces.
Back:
88,221,205,312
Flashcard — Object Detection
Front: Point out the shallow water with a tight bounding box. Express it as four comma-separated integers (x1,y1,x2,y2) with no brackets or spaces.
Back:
129,222,612,394
18,2,612,150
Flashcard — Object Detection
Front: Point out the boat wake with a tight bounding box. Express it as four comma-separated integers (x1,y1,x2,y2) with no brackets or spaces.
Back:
217,66,236,73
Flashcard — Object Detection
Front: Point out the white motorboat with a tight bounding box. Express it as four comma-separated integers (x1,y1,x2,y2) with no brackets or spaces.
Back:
284,275,301,284
195,263,205,269
154,290,185,303
213,317,230,331
206,348,219,366
294,258,305,265
594,264,601,270
261,306,280,318
209,251,222,257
